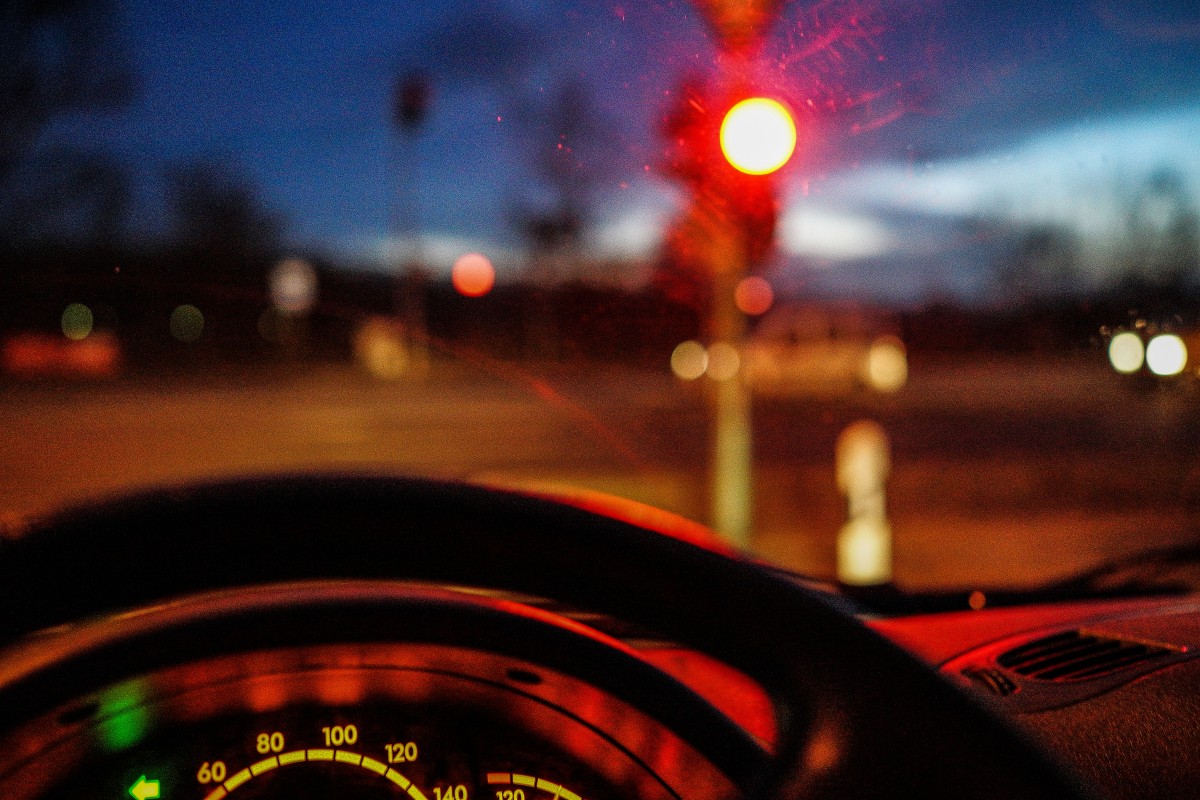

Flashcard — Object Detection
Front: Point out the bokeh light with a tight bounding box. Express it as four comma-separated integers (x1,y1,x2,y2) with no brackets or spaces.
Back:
1146,334,1187,376
836,420,891,496
451,252,495,297
61,303,94,341
838,517,893,587
270,257,319,315
170,305,205,343
720,98,797,176
670,340,707,381
354,317,409,380
865,335,908,392
97,683,149,752
706,341,741,381
1108,331,1145,374
734,277,774,316
835,420,892,586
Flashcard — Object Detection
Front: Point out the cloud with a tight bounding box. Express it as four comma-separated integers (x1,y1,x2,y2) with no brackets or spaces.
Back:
769,103,1200,299
339,232,521,276
822,104,1200,228
780,206,895,261
587,180,681,259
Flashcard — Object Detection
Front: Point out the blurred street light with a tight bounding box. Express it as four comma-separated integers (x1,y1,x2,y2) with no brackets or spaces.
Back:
671,340,708,380
169,305,204,343
706,341,741,381
1108,331,1145,374
734,276,774,316
452,252,496,297
270,258,318,316
864,335,908,393
267,257,319,357
1147,334,1187,376
61,303,94,341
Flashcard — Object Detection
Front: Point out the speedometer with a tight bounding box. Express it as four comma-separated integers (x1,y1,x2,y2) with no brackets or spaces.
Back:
48,698,628,800
0,585,759,800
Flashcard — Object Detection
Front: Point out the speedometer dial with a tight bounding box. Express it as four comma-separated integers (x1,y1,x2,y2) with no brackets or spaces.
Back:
48,703,623,800
2,643,742,800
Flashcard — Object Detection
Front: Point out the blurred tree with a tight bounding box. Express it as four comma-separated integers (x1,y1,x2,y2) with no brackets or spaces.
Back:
1122,167,1200,289
517,80,620,276
514,80,620,358
165,161,283,276
0,0,135,245
0,146,129,248
994,223,1081,303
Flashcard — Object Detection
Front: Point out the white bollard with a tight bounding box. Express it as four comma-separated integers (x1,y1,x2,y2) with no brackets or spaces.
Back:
836,420,893,585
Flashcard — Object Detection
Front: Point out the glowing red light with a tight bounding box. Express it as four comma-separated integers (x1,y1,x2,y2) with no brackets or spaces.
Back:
734,276,774,316
451,253,495,297
720,98,796,175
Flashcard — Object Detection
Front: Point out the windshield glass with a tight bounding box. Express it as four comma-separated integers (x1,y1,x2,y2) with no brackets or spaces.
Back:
2,0,1198,594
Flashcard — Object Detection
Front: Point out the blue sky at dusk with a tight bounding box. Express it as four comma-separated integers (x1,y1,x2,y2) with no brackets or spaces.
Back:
53,0,1200,302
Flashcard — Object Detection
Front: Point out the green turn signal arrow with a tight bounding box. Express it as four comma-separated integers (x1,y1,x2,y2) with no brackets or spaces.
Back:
129,775,161,800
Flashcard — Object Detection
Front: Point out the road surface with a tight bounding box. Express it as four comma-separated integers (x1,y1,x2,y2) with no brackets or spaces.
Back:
1,355,1195,590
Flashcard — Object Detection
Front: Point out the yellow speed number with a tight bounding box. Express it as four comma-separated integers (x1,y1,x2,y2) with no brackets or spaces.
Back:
194,724,427,800
189,721,590,800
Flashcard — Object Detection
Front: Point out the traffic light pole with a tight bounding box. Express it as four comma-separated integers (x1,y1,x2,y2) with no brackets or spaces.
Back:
666,1,789,551
709,254,754,549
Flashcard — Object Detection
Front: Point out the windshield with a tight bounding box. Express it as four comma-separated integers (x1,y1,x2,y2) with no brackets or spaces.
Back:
2,0,1198,595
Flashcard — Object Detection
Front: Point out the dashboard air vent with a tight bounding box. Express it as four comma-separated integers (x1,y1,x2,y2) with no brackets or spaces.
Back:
962,667,1018,696
997,629,1177,682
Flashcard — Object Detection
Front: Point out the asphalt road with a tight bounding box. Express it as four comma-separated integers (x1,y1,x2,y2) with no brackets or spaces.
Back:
1,355,1196,590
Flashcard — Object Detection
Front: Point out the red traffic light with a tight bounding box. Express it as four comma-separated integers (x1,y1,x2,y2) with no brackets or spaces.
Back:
720,97,796,175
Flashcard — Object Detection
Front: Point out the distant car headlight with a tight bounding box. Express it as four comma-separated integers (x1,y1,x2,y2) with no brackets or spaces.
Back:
1108,331,1145,374
1146,334,1187,377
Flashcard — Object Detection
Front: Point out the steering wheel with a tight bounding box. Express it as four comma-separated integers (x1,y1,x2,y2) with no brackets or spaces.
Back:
0,475,1092,799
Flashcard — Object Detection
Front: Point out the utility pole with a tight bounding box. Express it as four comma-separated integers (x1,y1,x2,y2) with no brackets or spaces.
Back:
392,72,431,374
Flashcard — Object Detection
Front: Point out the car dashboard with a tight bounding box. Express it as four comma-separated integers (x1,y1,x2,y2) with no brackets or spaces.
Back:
0,475,1180,800
0,582,754,800
876,595,1200,800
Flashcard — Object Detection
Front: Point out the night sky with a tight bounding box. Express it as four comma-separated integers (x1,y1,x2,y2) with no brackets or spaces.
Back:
47,0,1200,302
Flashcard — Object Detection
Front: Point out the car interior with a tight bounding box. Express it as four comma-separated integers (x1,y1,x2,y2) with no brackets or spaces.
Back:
2,1,1199,799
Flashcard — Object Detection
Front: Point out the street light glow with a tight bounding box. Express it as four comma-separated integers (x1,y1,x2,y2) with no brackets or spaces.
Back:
671,340,708,380
169,305,204,343
865,335,908,393
270,257,318,315
1104,331,1142,376
706,341,741,381
720,98,796,175
452,252,496,297
734,276,774,316
1108,331,1145,374
61,303,94,341
1146,334,1187,376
